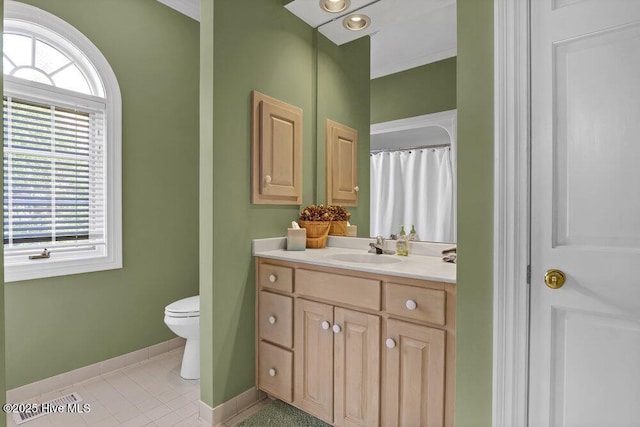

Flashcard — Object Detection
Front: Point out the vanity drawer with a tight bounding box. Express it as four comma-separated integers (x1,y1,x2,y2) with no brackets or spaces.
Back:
259,263,293,292
258,341,293,402
258,291,293,348
296,269,381,310
385,282,446,326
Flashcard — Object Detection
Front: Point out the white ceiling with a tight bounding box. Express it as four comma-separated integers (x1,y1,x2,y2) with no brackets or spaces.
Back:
156,0,457,80
285,0,456,79
156,0,200,22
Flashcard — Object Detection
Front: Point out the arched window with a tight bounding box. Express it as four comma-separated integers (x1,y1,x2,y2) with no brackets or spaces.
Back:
3,1,122,281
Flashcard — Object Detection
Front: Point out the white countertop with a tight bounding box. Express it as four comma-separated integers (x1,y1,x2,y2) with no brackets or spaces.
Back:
253,236,456,283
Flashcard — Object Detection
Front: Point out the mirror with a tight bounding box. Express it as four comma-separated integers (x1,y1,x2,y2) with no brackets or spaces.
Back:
314,33,371,230
370,110,456,243
317,0,456,243
285,0,456,243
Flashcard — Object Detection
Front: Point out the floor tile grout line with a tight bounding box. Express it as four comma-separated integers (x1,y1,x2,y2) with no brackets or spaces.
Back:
6,346,200,427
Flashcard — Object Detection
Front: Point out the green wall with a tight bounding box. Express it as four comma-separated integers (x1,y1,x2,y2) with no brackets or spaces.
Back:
455,0,494,426
208,0,314,406
202,0,370,407
371,57,457,124
316,33,371,233
4,0,200,389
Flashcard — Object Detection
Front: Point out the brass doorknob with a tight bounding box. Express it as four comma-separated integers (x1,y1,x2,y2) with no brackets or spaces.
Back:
544,269,566,289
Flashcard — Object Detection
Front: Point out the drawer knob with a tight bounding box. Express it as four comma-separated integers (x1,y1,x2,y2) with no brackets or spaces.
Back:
265,175,272,184
268,315,277,325
321,321,331,330
385,338,397,349
269,274,277,283
405,299,418,310
268,368,277,377
332,324,342,334
354,185,359,192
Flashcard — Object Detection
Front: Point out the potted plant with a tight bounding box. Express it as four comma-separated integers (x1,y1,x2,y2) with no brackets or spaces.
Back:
298,204,332,248
327,205,351,236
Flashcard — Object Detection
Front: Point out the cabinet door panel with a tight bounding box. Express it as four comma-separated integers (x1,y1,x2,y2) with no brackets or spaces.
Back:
258,263,293,292
258,341,293,402
326,119,358,206
384,319,445,427
334,308,380,427
294,299,334,423
386,282,446,326
251,91,302,205
258,291,293,348
296,269,381,310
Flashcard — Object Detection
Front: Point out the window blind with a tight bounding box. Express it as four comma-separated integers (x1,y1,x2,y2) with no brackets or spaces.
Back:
3,96,106,254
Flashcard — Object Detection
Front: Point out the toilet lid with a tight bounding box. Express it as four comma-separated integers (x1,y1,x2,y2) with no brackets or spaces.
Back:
165,295,199,317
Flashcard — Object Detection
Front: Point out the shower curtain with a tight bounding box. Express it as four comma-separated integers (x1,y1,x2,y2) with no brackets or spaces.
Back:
370,147,455,242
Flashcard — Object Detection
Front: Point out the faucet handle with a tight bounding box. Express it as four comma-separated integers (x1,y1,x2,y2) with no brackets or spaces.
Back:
376,235,385,245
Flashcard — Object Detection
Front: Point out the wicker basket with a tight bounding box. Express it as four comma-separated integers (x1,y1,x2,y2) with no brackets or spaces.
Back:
299,220,331,248
329,220,347,236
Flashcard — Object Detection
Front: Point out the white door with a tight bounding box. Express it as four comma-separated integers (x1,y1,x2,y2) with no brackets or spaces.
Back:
530,1,640,426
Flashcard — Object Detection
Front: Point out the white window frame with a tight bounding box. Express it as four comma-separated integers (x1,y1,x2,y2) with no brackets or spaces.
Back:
3,1,122,282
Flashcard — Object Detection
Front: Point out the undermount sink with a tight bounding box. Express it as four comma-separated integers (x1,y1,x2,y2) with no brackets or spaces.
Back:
327,253,402,265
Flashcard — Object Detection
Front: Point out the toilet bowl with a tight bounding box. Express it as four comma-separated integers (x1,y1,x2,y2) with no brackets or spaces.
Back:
164,295,200,380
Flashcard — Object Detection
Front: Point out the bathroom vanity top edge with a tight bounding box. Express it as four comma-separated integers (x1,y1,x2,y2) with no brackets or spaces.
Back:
254,247,456,283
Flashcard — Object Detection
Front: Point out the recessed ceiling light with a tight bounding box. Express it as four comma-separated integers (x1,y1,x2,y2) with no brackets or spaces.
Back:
342,14,370,31
319,0,351,13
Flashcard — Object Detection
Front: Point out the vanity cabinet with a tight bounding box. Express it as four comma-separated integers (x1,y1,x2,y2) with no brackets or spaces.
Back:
295,299,380,426
255,258,456,427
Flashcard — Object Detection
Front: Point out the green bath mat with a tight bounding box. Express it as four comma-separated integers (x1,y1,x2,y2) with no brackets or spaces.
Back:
234,400,331,427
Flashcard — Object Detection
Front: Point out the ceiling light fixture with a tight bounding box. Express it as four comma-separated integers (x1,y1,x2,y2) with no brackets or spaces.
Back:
342,14,370,31
319,0,351,13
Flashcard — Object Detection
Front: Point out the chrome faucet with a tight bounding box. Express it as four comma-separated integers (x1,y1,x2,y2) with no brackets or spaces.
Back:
368,236,395,255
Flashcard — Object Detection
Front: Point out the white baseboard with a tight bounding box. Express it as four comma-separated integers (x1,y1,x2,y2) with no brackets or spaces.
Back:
199,387,266,426
6,337,186,404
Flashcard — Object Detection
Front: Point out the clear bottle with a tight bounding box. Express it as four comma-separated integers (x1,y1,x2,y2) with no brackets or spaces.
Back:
396,225,408,256
408,225,418,241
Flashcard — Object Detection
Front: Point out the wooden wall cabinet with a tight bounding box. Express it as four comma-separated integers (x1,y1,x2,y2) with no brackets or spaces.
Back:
255,258,456,427
251,91,302,205
326,119,358,206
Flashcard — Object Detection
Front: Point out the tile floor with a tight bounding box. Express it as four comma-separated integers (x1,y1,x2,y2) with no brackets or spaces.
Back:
6,347,203,427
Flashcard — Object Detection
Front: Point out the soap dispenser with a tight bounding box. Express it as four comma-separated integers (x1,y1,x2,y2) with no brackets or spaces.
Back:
408,225,418,241
396,225,408,256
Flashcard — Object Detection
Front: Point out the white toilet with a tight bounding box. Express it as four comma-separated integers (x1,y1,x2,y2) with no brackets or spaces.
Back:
164,295,200,380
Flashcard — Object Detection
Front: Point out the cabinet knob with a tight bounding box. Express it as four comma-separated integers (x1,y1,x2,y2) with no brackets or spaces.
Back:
405,299,417,310
332,324,342,334
268,315,277,325
265,175,272,184
321,321,331,330
269,274,277,283
354,185,359,192
385,338,396,349
268,368,277,377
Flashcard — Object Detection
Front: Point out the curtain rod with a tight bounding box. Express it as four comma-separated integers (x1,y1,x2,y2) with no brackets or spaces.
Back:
370,143,451,154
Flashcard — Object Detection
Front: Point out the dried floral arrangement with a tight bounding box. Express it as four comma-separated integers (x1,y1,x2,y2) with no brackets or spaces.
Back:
299,204,351,222
327,205,351,221
299,204,331,222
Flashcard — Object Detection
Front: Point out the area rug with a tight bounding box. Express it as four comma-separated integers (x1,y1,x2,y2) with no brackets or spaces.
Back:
234,400,331,427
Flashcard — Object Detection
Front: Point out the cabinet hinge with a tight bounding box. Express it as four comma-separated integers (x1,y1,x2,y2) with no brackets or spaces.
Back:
526,265,531,285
